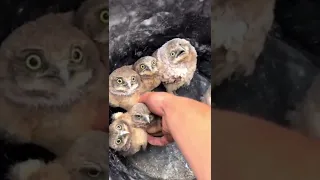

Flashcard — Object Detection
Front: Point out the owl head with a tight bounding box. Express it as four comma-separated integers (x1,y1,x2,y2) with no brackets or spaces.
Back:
129,103,155,127
133,56,159,77
61,131,108,180
109,66,141,95
0,14,101,108
109,120,131,152
159,38,196,64
75,0,108,45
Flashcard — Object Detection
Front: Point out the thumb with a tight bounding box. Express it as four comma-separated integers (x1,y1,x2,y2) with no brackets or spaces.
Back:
139,92,171,116
147,134,173,146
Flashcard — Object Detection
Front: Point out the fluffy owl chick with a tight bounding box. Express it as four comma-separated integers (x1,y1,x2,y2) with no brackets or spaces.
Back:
109,113,148,156
152,38,197,94
109,66,143,111
112,103,158,129
212,0,275,86
132,56,162,92
75,0,108,66
201,85,211,106
9,131,108,180
286,75,320,138
0,13,108,156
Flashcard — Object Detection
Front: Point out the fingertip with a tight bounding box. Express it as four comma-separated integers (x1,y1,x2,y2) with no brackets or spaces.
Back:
138,92,151,103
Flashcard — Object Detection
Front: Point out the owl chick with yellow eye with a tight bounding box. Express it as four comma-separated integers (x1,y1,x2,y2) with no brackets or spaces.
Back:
75,0,108,67
112,103,159,129
153,38,197,94
132,56,162,92
58,0,108,67
109,112,148,157
109,66,144,111
0,14,108,156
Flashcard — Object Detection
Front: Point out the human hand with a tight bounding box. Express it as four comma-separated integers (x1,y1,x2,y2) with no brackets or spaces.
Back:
139,92,175,146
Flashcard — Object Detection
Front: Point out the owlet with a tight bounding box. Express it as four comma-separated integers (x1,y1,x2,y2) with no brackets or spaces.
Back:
109,112,148,157
109,65,144,111
9,131,109,180
75,0,108,67
132,56,162,92
212,0,275,86
112,103,158,129
152,38,198,94
0,13,108,156
58,0,108,67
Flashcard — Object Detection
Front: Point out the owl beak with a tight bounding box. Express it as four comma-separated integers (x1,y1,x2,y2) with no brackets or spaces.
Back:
127,81,132,88
60,69,69,84
173,47,187,64
119,130,130,136
144,115,150,123
43,68,67,85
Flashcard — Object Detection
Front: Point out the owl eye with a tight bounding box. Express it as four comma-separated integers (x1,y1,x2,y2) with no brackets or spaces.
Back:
131,76,136,82
140,64,146,70
116,78,123,84
151,60,156,66
170,52,175,57
87,168,101,178
116,138,122,145
25,54,42,70
116,124,122,130
99,9,108,24
135,115,142,119
71,47,83,63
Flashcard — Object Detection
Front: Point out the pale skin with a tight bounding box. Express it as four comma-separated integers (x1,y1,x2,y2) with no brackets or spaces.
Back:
139,92,211,180
141,92,320,180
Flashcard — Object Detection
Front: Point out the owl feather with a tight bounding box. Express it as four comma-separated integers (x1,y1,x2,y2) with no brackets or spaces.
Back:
153,38,197,94
212,0,276,86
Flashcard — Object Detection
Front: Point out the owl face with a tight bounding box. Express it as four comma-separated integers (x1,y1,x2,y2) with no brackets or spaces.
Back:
0,14,100,107
133,56,159,77
130,103,154,127
163,38,191,64
75,0,108,45
64,131,108,180
109,120,131,151
109,66,141,95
